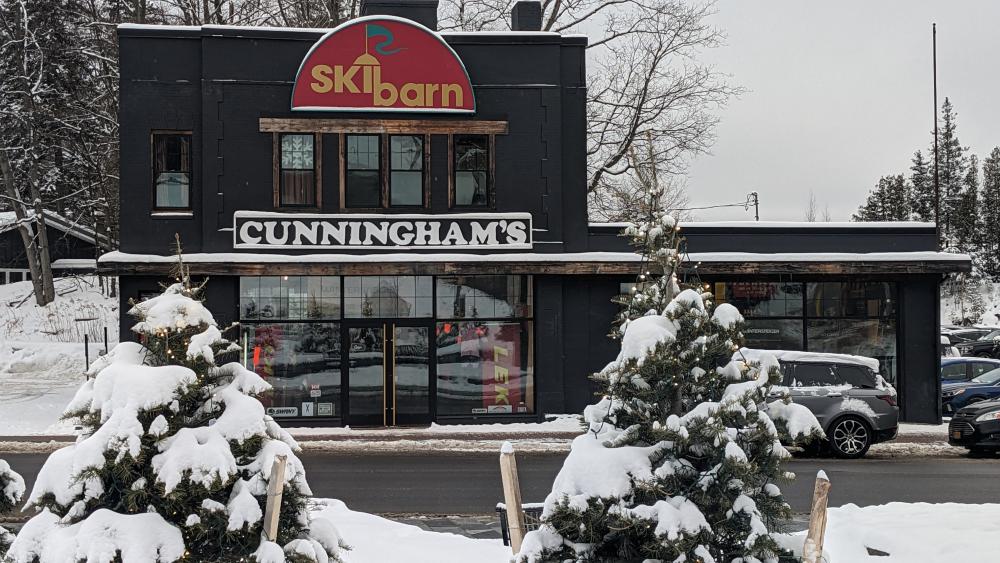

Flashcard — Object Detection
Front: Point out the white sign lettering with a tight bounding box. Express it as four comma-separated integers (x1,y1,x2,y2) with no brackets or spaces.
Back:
233,212,532,250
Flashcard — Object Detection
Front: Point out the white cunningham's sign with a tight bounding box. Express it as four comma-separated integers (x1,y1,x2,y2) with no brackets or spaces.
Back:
233,211,532,250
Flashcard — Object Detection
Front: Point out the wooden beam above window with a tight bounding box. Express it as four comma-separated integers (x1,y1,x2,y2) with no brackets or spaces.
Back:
260,118,509,135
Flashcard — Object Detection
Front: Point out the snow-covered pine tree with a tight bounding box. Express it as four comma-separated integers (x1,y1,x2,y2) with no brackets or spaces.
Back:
953,154,981,251
0,458,26,555
7,246,347,563
516,203,822,562
979,148,1000,280
852,175,910,221
934,98,970,250
909,150,935,222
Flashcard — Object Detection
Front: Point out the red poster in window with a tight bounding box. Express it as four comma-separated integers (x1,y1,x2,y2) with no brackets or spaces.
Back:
481,324,521,414
292,16,475,113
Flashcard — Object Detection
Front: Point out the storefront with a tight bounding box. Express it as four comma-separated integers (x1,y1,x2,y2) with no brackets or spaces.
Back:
102,1,969,424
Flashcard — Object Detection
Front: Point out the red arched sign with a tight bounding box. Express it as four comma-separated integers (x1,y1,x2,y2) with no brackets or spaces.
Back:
292,16,475,113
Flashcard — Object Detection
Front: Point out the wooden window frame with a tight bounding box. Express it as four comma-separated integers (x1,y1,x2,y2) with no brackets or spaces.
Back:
449,134,495,210
388,134,429,209
339,133,431,211
273,132,322,210
151,130,193,213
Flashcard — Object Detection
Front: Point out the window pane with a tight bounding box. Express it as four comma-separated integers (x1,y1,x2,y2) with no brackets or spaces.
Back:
346,171,380,208
807,318,897,383
390,171,423,206
455,135,487,170
455,171,487,206
391,136,422,170
155,173,190,208
972,362,997,377
436,275,531,319
281,170,316,206
436,321,533,415
788,363,838,387
837,365,876,388
245,323,341,418
714,282,802,317
240,277,260,319
347,135,379,169
281,134,314,169
153,134,191,209
807,282,896,318
741,318,803,350
941,362,968,381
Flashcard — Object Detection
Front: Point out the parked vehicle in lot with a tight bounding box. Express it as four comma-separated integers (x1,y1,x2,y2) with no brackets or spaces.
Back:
942,327,994,345
742,349,899,459
941,367,1000,413
940,357,1000,384
953,330,1000,358
948,399,1000,456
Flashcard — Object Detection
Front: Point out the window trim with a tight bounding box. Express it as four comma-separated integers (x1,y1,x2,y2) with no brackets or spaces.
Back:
151,130,193,212
273,133,322,210
449,134,494,209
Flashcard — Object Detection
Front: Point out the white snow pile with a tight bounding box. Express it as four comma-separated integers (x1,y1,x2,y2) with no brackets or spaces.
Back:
0,276,117,344
777,502,1000,562
129,283,216,334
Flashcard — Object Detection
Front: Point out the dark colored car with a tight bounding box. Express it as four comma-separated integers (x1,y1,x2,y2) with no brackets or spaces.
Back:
948,399,1000,455
940,357,1000,384
942,328,994,345
941,367,1000,413
954,330,1000,358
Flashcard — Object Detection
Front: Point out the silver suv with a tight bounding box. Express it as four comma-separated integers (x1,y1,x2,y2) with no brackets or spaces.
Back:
756,350,900,458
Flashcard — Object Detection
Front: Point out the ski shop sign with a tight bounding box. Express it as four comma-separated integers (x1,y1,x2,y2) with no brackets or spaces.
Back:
233,211,532,250
291,16,475,113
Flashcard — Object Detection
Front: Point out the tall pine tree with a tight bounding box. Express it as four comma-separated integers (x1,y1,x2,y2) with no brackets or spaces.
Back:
909,150,934,221
954,154,981,250
852,175,910,221
935,98,971,249
980,148,1000,280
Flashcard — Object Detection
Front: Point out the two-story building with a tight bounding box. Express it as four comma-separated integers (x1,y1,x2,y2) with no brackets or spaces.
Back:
101,0,970,426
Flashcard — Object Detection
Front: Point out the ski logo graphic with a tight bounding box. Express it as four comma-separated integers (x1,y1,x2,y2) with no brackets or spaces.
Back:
292,16,475,113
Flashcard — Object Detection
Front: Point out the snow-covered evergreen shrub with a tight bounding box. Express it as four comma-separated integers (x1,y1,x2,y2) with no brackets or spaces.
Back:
516,211,822,563
0,458,26,554
7,273,347,562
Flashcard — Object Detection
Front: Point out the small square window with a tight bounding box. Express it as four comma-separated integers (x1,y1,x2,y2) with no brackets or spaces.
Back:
152,132,192,210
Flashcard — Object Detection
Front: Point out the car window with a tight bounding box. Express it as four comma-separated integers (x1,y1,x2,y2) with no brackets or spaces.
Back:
836,365,876,388
980,330,1000,341
941,362,968,381
971,362,998,377
778,361,794,386
970,368,1000,385
788,363,838,386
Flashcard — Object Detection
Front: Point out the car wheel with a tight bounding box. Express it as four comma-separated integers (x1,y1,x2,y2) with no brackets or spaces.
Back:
828,416,873,459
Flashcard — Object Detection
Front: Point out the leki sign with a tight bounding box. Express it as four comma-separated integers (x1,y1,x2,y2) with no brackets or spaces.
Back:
233,212,531,250
291,16,475,113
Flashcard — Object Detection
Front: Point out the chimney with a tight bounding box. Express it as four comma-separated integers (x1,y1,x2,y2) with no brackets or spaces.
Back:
511,1,542,31
361,0,439,31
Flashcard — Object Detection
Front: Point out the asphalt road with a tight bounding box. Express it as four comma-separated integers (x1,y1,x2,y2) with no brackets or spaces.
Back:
5,451,1000,515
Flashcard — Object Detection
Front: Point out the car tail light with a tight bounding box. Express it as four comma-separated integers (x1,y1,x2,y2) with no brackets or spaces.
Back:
877,394,897,407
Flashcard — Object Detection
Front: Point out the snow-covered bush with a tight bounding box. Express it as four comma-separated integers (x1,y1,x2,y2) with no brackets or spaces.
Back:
516,211,822,562
7,272,347,562
0,458,26,554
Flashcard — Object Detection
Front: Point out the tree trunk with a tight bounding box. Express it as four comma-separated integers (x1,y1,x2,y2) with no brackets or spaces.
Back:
32,198,56,304
0,151,49,305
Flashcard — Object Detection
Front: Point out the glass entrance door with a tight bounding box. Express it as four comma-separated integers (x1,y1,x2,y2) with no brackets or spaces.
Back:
345,321,432,426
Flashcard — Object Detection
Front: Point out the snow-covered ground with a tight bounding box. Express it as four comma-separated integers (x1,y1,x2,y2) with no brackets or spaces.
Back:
0,277,117,436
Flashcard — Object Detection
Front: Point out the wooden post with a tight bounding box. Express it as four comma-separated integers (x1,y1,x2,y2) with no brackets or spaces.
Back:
499,442,527,554
803,470,832,563
263,455,288,542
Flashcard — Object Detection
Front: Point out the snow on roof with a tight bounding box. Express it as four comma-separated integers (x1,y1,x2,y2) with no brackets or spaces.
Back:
51,259,98,270
0,210,108,247
739,348,880,371
590,221,936,229
117,23,584,39
98,250,971,264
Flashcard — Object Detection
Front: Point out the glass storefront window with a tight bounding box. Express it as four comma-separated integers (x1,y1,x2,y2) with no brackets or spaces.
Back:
714,282,803,317
244,323,341,418
806,318,897,382
436,275,532,319
806,281,896,318
241,276,340,320
344,276,433,318
435,320,534,415
741,319,804,350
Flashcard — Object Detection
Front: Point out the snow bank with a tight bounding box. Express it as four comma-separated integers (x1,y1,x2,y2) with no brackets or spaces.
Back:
0,277,117,344
778,502,1000,562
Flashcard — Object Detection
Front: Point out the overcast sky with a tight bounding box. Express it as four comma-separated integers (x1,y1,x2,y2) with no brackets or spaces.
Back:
683,0,1000,221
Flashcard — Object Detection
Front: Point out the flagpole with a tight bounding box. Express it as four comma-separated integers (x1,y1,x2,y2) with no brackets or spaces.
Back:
933,22,940,249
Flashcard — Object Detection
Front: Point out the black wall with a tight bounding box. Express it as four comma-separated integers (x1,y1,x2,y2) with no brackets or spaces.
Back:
0,226,98,269
117,26,588,257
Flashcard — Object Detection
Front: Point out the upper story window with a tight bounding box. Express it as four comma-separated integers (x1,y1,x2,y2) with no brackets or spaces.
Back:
344,134,427,209
278,134,319,207
453,134,490,208
152,132,191,210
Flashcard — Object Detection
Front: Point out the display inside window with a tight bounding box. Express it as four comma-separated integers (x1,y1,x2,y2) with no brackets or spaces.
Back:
244,323,341,418
436,275,531,319
807,282,896,318
435,321,533,415
345,134,380,208
453,135,489,207
389,135,423,207
153,133,191,209
279,134,316,206
714,282,803,317
344,276,433,318
240,276,341,320
806,318,897,382
741,318,804,350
